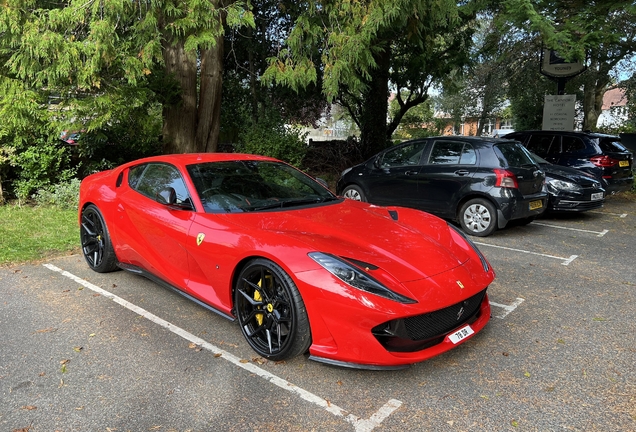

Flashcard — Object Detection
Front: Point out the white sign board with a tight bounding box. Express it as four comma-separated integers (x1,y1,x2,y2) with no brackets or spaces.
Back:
542,95,576,131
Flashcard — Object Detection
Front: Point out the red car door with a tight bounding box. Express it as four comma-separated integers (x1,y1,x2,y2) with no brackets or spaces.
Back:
114,163,195,291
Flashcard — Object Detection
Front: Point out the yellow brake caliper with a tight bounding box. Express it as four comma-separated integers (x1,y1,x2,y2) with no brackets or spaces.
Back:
254,284,264,326
254,275,273,326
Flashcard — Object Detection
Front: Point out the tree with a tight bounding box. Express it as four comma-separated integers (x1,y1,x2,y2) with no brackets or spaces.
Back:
501,0,636,130
0,0,254,156
263,0,478,158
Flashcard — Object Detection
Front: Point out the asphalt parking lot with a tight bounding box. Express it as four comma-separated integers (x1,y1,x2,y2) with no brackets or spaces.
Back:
1,194,635,432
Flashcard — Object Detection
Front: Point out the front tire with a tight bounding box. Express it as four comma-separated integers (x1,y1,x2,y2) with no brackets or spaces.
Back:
342,185,366,201
459,198,497,237
80,204,119,273
234,259,311,361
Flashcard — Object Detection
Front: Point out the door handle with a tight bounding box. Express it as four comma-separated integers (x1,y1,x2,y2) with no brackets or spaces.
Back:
404,171,419,175
454,170,470,176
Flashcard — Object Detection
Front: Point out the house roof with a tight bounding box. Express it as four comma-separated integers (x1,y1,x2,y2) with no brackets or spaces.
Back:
602,87,627,110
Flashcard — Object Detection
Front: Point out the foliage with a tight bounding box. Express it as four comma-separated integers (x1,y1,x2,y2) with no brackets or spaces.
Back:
32,178,81,210
499,0,636,130
263,0,478,158
235,110,309,168
0,204,78,265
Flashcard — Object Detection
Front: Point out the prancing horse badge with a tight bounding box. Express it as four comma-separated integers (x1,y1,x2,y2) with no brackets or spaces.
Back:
196,233,205,246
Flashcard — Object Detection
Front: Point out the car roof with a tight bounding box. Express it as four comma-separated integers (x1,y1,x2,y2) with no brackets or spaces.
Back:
507,130,620,139
121,153,280,168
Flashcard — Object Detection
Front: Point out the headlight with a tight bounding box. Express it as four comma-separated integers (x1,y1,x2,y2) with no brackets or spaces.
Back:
547,178,581,192
308,252,416,304
449,224,490,272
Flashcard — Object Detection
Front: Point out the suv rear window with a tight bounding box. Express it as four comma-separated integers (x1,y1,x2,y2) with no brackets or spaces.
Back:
494,143,536,167
598,138,628,152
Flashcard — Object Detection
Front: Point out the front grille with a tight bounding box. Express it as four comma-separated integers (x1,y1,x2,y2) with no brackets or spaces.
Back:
403,289,486,341
372,289,487,352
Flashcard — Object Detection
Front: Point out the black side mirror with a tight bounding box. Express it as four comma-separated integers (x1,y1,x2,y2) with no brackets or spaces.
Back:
157,187,177,205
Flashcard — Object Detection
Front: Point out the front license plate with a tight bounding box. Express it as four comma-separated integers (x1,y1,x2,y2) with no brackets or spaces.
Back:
619,160,629,167
529,200,543,211
591,192,604,201
448,325,475,344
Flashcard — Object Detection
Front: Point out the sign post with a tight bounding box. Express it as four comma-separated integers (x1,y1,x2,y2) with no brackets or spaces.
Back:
539,49,586,130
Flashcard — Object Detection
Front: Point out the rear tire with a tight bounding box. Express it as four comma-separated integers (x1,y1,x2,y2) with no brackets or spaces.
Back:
80,204,119,273
459,198,497,237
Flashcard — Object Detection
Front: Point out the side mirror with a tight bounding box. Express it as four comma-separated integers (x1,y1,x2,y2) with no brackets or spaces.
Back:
315,177,329,189
157,187,177,205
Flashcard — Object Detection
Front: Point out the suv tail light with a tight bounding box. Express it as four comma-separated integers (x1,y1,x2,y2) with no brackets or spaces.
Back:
590,155,618,167
493,169,518,188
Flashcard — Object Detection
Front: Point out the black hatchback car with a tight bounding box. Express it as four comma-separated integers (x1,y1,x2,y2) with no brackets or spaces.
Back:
503,131,633,194
336,137,548,236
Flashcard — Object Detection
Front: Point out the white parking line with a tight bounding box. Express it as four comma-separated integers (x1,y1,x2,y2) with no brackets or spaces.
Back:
532,222,608,237
474,242,578,266
588,210,628,218
489,298,525,319
43,264,402,431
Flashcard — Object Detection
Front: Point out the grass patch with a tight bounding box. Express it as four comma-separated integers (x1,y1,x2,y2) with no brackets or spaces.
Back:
0,204,79,266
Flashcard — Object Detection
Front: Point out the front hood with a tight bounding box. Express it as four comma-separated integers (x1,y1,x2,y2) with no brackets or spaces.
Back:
219,200,472,283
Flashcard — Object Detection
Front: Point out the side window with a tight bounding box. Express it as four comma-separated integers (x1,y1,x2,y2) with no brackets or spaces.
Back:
562,137,586,153
525,134,555,156
379,141,426,168
128,163,191,206
428,141,476,165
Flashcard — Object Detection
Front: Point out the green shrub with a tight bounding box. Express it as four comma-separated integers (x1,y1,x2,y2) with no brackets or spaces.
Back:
32,178,81,210
236,122,307,167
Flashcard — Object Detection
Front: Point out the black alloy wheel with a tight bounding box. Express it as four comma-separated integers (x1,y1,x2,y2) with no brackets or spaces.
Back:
234,259,311,361
80,204,119,273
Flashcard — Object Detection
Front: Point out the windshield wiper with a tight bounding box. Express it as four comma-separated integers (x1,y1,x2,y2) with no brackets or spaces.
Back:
252,196,337,211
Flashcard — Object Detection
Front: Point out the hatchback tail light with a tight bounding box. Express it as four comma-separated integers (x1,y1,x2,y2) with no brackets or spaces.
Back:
590,155,619,167
493,169,518,188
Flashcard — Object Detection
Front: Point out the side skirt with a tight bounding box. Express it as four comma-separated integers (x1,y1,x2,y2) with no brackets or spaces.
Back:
117,262,236,322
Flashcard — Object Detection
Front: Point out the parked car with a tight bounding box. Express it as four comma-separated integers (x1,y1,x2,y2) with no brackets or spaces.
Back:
79,153,495,369
503,130,633,194
336,137,548,237
529,152,605,212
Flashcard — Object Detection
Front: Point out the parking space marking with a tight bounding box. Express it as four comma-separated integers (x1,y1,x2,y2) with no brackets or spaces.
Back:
588,210,628,218
532,222,608,237
43,264,402,431
489,298,525,319
474,241,578,265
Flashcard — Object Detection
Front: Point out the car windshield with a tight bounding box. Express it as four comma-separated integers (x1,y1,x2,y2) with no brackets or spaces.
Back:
187,160,337,213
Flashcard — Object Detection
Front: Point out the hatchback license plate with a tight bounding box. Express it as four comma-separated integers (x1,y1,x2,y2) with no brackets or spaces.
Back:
591,192,603,201
529,200,543,210
448,325,474,344
619,160,629,167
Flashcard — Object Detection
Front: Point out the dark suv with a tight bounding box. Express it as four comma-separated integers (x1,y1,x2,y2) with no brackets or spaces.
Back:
336,137,547,237
503,131,634,194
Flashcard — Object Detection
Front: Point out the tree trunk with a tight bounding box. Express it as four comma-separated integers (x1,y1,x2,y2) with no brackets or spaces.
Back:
162,41,198,154
358,47,391,159
196,39,224,153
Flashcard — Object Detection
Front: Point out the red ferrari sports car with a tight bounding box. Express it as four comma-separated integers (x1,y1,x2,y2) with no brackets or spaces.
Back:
79,153,495,369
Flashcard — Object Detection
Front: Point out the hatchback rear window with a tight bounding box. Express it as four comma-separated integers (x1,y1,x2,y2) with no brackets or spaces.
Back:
598,138,628,152
494,143,536,167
